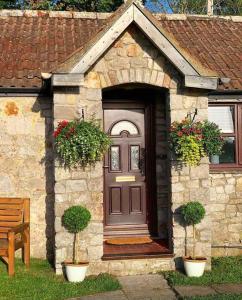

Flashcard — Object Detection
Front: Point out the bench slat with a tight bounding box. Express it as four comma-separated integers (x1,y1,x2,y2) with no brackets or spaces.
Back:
0,233,7,238
0,249,8,256
0,210,22,216
0,199,24,204
0,215,22,221
0,204,23,210
0,221,21,227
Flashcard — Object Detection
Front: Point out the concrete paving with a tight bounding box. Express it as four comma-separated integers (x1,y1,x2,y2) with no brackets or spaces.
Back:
73,274,176,300
174,283,242,298
211,283,242,295
71,276,242,300
118,274,176,300
174,285,217,297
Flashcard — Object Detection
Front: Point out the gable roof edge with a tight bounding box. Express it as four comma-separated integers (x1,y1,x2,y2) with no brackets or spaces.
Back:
53,1,219,90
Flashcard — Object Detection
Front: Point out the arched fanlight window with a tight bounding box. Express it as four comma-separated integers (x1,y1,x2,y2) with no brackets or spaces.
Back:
110,120,139,136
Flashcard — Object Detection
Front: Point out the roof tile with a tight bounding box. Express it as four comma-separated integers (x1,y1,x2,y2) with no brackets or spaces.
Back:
0,11,241,90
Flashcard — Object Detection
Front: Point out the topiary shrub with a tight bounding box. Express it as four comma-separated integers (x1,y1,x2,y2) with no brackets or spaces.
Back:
181,201,206,259
62,206,91,264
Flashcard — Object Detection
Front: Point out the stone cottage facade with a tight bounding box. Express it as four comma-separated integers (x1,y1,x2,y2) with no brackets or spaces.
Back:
0,0,241,276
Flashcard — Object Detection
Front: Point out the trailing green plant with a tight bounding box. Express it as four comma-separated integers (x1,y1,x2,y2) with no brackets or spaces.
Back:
62,206,91,264
170,118,224,166
54,120,111,168
181,201,206,260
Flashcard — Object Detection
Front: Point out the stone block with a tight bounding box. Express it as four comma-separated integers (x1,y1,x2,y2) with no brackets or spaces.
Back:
121,69,130,83
88,222,103,234
86,71,101,88
55,194,67,205
0,174,15,193
54,105,76,120
88,178,103,192
129,68,136,82
135,68,143,82
88,246,103,260
55,247,67,263
55,217,62,233
55,231,73,248
127,44,142,57
105,48,118,60
172,182,184,192
190,164,209,179
108,70,119,85
108,58,130,70
150,69,158,85
156,71,165,86
169,95,183,110
236,178,242,192
183,96,197,109
89,234,103,246
55,181,66,194
70,192,91,204
130,57,148,68
66,179,87,192
86,88,102,101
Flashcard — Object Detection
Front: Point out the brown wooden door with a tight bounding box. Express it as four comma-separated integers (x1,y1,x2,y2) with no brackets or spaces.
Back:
104,107,148,235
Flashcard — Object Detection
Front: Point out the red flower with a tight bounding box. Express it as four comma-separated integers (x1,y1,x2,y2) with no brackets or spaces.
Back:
53,131,58,138
69,127,75,134
177,131,183,137
59,120,69,128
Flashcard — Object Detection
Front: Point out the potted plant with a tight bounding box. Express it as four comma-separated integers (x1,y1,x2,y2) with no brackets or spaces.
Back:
54,119,111,168
62,205,91,282
181,201,206,277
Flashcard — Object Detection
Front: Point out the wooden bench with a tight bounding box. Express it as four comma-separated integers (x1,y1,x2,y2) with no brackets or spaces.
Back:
0,198,30,276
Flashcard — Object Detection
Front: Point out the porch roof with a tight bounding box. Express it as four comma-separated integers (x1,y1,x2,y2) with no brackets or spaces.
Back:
0,5,241,90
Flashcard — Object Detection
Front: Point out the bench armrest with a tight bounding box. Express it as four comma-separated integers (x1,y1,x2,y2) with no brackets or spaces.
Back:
8,223,29,234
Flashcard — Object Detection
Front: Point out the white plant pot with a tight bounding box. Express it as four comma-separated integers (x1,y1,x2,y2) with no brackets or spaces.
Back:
183,257,207,277
65,262,89,283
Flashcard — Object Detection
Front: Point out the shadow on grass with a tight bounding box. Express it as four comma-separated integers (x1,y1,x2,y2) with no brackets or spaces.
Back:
0,258,121,300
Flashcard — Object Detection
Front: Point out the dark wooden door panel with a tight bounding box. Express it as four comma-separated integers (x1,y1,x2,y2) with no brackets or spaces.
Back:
130,186,143,214
110,187,122,215
104,107,147,233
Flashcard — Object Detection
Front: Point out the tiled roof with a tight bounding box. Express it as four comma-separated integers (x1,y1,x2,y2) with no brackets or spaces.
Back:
0,10,241,91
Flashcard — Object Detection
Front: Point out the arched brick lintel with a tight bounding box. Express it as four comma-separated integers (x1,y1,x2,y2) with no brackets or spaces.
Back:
85,68,179,90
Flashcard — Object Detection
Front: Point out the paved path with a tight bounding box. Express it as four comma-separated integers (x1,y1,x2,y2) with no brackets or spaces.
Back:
174,283,242,298
71,277,242,300
73,274,176,300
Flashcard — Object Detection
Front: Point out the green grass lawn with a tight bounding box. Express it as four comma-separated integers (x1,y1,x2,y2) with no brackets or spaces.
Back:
163,256,242,286
0,258,120,300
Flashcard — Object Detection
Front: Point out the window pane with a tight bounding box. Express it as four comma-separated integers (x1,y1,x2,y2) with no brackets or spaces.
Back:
211,137,236,164
130,146,140,170
110,146,120,171
111,121,138,136
208,106,235,133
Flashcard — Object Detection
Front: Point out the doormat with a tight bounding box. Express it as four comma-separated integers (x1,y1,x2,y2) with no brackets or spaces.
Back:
106,237,153,245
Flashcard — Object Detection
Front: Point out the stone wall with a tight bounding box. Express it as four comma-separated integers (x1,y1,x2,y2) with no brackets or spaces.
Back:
210,172,242,256
0,96,54,259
